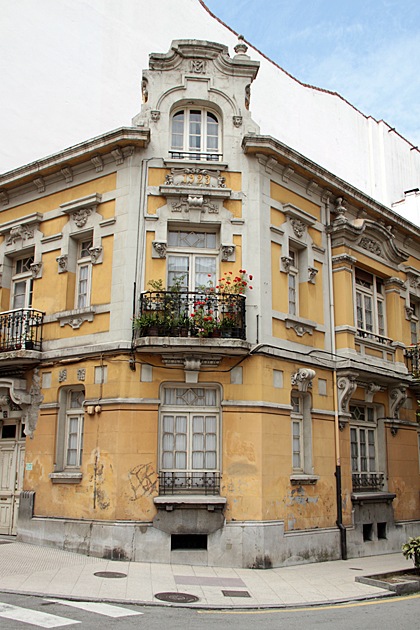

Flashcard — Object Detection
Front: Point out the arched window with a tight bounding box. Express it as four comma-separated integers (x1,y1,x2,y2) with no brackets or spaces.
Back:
170,108,221,161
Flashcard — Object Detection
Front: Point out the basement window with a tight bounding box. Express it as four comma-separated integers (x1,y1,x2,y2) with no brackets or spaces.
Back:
377,522,387,540
363,523,373,542
171,534,208,550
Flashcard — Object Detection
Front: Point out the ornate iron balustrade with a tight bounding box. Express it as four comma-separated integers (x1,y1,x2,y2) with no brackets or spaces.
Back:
168,150,222,162
352,472,385,492
0,309,44,353
405,343,420,379
134,290,246,340
356,329,393,345
158,471,221,495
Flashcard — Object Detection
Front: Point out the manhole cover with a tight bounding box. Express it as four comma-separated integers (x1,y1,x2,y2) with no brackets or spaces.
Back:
222,590,251,598
154,592,199,603
93,571,127,578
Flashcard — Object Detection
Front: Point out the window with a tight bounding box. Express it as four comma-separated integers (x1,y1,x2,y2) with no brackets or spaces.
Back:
76,238,92,308
11,255,34,310
291,393,303,470
355,269,386,340
410,301,419,345
159,386,220,493
50,387,85,483
167,229,217,291
288,250,299,315
350,405,377,473
170,108,221,161
290,392,316,482
65,390,84,467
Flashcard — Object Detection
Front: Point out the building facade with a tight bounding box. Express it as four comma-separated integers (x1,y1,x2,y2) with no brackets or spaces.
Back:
0,39,419,568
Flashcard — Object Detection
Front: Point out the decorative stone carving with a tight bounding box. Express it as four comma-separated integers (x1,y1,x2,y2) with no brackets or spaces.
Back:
306,180,318,196
30,262,42,278
245,84,250,110
281,256,293,273
58,369,67,383
165,171,174,185
405,305,414,320
22,369,44,439
33,177,45,193
91,155,104,172
389,384,407,419
291,368,316,392
151,110,161,122
282,166,294,182
7,225,34,244
71,207,93,228
308,267,318,284
164,167,226,188
291,219,306,238
190,59,206,73
58,308,95,329
141,78,148,103
359,236,382,257
337,372,358,414
77,369,86,382
285,320,314,337
153,241,167,258
406,271,420,289
0,189,9,205
221,245,235,261
234,35,248,55
365,382,381,403
89,246,102,264
187,194,204,209
111,147,124,165
233,115,243,127
56,255,68,273
61,167,73,183
334,196,347,217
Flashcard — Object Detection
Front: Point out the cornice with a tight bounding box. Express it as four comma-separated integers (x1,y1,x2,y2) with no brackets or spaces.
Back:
0,127,149,193
242,134,420,237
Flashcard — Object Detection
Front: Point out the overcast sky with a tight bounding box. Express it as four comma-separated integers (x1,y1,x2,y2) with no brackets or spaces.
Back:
205,0,420,148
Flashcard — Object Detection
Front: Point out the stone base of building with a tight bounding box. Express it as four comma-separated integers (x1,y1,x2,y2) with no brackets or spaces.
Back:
17,492,420,568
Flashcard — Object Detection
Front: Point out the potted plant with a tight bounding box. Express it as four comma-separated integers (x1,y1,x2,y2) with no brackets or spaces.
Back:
402,536,420,570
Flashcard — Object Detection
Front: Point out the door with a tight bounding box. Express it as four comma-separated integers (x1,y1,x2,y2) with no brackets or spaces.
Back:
0,420,25,535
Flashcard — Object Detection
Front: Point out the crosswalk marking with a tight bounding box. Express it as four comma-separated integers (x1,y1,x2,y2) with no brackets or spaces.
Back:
45,599,143,618
0,602,79,628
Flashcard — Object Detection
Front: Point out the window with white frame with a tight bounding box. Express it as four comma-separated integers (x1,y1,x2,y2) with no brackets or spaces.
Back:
76,238,92,309
410,301,419,345
170,108,221,161
11,255,34,310
159,386,220,492
167,229,218,291
288,249,299,315
350,404,377,474
65,390,85,467
355,268,386,340
290,391,315,480
291,393,303,470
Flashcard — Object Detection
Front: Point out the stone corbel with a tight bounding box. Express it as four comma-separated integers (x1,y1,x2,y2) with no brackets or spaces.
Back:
30,262,43,279
389,384,407,419
151,110,161,122
0,189,9,206
281,256,293,273
291,368,316,392
282,166,294,182
405,305,414,321
57,255,68,273
91,155,104,172
365,382,381,403
33,177,45,194
291,218,306,238
337,371,358,414
233,115,243,127
184,358,201,384
221,244,235,262
308,267,318,284
89,246,103,264
22,369,44,439
111,147,124,165
152,241,167,259
61,167,73,183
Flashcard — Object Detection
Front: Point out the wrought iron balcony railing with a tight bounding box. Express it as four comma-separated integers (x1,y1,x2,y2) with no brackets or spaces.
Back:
134,290,246,340
405,343,420,379
0,309,44,353
356,329,393,345
352,472,385,492
158,471,221,495
168,151,222,162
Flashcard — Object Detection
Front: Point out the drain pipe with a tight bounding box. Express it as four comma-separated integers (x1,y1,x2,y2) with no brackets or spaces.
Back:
326,194,347,560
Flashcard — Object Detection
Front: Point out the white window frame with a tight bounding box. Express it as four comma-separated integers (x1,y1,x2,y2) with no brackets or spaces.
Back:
50,387,85,483
355,269,386,339
167,229,218,291
159,386,221,484
350,404,377,473
291,393,303,471
75,238,92,309
64,390,84,468
170,107,221,161
410,301,419,346
11,255,34,310
288,249,299,316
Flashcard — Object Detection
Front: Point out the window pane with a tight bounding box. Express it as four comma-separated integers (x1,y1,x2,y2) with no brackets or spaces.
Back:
12,281,27,309
195,257,216,289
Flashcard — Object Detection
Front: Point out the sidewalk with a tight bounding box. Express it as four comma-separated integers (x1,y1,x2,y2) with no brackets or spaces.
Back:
0,539,413,609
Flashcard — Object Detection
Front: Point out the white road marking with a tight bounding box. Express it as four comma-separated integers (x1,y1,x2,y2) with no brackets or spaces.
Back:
0,601,79,628
45,598,143,618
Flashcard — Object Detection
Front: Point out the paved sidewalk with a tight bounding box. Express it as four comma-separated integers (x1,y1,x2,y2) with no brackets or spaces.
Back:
0,539,413,609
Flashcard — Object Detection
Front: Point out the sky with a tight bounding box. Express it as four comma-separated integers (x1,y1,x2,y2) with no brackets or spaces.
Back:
205,0,420,148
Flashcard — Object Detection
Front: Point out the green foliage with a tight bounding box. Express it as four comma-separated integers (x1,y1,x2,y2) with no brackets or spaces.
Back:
402,536,420,568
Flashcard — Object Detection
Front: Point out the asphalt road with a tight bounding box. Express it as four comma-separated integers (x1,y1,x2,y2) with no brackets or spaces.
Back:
0,591,419,629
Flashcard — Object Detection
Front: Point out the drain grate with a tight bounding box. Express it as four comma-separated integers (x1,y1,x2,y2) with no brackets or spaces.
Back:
154,592,199,603
93,571,127,578
222,590,251,598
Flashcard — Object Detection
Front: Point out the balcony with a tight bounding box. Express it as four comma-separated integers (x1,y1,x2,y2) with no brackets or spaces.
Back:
158,472,221,496
352,472,385,492
168,151,222,162
0,309,44,370
133,290,249,358
405,343,420,380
